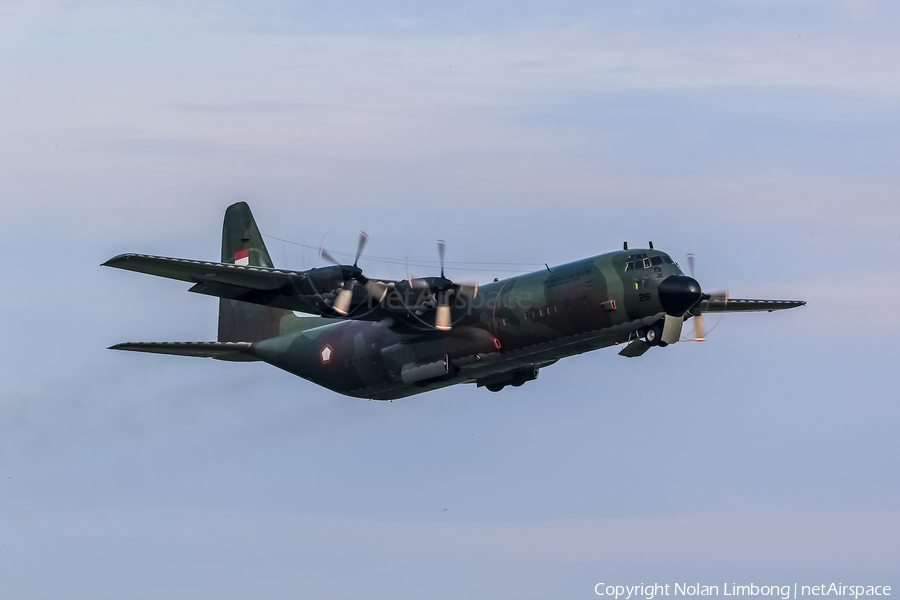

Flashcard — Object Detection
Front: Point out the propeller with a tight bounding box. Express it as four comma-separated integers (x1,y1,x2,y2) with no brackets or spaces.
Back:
683,253,727,341
433,239,453,330
318,231,387,315
354,231,368,267
690,289,728,341
316,235,478,328
395,240,479,331
436,240,481,330
318,246,341,267
318,230,368,268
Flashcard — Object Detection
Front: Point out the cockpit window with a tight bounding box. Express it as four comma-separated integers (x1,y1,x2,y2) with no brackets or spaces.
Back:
625,253,674,272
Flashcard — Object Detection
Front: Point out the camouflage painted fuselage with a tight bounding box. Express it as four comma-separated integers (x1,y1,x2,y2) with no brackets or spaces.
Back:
251,249,682,399
107,202,805,398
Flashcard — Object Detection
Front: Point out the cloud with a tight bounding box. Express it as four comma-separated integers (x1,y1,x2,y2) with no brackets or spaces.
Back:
7,506,899,579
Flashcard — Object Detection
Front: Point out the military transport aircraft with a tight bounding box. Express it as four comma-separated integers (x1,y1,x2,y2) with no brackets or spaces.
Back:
104,202,805,399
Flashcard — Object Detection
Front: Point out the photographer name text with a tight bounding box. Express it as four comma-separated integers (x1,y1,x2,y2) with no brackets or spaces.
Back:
595,584,892,600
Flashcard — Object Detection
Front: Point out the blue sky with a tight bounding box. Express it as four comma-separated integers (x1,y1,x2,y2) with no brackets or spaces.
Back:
1,1,898,598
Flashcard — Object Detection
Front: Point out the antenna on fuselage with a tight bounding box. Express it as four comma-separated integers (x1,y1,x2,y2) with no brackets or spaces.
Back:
649,241,654,249
623,242,628,250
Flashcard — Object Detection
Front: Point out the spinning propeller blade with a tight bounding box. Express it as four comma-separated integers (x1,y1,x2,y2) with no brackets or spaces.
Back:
435,304,451,331
683,254,728,342
364,280,389,303
403,239,479,331
316,231,382,315
456,282,479,299
353,231,368,267
333,285,354,315
318,247,341,266
693,313,706,342
692,290,728,342
316,235,478,329
437,239,446,278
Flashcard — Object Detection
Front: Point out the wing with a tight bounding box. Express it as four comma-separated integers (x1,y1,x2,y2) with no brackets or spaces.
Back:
103,253,484,332
699,298,806,313
102,253,395,319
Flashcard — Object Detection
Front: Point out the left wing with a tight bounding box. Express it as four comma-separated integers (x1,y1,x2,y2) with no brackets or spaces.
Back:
102,253,392,318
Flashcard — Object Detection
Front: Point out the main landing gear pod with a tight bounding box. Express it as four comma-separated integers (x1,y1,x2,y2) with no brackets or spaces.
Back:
477,368,540,393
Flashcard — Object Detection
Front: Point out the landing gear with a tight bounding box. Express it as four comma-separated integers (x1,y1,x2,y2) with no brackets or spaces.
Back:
486,384,505,392
645,321,666,347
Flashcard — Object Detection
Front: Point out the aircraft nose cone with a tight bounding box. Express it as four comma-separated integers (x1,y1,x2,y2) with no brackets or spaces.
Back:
658,275,703,316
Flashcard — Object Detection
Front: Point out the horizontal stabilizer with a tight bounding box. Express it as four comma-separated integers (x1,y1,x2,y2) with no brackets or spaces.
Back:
699,298,806,313
109,341,258,362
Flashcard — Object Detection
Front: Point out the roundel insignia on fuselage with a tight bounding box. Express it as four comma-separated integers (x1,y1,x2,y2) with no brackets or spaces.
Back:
320,344,333,364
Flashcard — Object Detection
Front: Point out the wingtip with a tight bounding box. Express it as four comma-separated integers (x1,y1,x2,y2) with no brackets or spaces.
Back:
101,253,129,268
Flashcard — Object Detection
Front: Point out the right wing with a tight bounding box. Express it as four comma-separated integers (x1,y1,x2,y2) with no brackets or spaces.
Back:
699,298,806,313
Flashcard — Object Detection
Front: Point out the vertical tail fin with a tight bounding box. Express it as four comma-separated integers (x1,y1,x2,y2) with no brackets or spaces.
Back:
217,202,292,342
221,201,274,268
